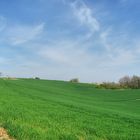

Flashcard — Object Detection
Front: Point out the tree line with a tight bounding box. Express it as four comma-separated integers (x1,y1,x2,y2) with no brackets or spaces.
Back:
96,75,140,89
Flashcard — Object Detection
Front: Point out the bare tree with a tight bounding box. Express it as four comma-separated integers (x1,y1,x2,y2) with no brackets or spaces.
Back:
119,76,131,88
119,75,140,89
130,75,140,89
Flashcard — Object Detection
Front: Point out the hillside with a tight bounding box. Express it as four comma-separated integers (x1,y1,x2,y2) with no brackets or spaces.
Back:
0,79,140,140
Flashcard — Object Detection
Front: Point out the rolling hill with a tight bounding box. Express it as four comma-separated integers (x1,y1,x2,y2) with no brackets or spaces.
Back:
0,78,140,140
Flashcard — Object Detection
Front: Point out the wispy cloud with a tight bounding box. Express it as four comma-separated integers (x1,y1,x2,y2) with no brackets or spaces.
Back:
39,40,92,66
9,23,45,45
0,22,45,46
70,0,100,34
100,28,112,52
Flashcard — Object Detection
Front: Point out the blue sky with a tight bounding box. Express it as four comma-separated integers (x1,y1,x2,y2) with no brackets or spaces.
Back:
0,0,140,82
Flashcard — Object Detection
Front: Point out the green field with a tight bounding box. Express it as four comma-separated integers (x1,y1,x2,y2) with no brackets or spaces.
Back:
0,79,140,140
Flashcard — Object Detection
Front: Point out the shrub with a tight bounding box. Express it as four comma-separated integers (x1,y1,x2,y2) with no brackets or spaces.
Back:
69,78,79,83
35,77,40,80
99,82,121,89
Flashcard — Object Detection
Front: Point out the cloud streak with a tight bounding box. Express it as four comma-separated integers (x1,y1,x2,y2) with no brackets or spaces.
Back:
0,22,45,46
70,0,100,34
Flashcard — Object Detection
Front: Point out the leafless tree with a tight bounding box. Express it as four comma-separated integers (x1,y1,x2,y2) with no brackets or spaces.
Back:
130,75,140,89
119,76,131,87
119,75,140,88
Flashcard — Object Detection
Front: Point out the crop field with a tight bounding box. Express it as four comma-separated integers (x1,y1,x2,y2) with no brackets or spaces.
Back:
0,78,140,140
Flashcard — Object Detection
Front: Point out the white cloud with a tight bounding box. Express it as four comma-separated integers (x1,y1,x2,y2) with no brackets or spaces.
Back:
70,0,100,33
101,29,140,69
39,40,92,67
0,23,45,46
100,29,112,52
9,23,45,45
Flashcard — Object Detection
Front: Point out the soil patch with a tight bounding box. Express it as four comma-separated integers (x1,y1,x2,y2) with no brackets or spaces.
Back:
0,128,14,140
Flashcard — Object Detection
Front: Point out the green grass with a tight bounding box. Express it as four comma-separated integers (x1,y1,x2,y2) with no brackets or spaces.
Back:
0,78,140,140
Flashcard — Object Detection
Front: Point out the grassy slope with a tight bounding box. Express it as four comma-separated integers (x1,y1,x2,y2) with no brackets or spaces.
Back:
0,79,140,140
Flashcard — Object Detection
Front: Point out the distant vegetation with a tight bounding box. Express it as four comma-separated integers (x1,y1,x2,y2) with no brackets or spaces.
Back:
96,75,140,89
1,71,140,89
34,77,40,80
96,82,121,89
69,78,79,83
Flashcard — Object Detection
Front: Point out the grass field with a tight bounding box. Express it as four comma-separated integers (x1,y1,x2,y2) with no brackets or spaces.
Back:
0,78,140,140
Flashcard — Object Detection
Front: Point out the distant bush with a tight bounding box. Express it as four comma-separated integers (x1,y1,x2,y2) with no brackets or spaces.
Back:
97,82,122,89
69,78,79,83
35,77,40,80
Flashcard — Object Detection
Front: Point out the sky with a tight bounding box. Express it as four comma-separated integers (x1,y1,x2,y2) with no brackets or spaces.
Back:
0,0,140,82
